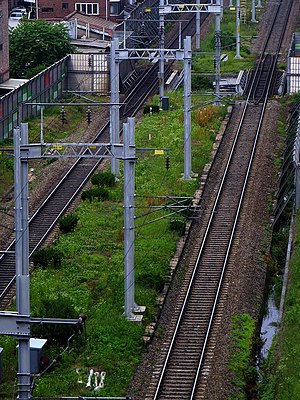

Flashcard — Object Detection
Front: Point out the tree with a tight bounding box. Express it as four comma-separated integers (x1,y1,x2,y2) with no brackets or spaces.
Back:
9,20,74,78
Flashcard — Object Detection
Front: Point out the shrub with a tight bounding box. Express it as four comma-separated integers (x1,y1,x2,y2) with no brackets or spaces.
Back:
32,247,63,269
91,171,116,187
59,213,79,233
32,296,78,345
81,189,93,202
191,74,214,90
169,219,186,236
91,187,109,202
143,104,160,114
136,266,166,292
81,187,109,203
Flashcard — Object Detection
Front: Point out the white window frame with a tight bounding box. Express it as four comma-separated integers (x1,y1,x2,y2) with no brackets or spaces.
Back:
75,3,99,15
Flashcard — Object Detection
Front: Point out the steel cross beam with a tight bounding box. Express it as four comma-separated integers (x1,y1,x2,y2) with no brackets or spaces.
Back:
0,311,85,337
116,48,184,60
159,3,221,14
19,142,131,160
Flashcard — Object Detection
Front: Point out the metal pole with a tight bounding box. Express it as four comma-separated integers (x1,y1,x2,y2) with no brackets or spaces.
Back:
14,126,31,400
159,0,165,102
40,107,44,144
251,0,257,22
195,0,201,50
256,0,262,8
179,21,182,49
183,37,192,180
229,0,233,7
235,0,242,59
110,38,120,176
215,0,221,106
123,120,135,319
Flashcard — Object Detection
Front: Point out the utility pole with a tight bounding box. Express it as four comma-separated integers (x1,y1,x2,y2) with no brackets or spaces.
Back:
215,0,221,106
159,0,165,103
251,0,257,23
183,36,193,180
235,0,242,59
196,0,201,50
110,38,120,176
15,124,31,399
123,118,144,320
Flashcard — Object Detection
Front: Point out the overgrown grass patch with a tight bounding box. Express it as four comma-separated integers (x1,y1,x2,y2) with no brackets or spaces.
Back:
228,313,257,400
260,211,300,400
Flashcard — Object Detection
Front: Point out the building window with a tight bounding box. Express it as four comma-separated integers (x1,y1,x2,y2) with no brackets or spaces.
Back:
0,44,3,51
75,3,99,15
62,3,69,9
41,8,54,12
110,2,119,16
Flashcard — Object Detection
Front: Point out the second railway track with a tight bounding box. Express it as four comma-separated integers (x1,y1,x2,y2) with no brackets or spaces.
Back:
143,0,295,399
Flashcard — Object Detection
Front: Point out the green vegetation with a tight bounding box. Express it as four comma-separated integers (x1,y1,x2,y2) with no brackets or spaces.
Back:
0,90,227,397
259,212,300,400
228,313,257,400
191,3,262,76
0,145,14,199
9,20,74,78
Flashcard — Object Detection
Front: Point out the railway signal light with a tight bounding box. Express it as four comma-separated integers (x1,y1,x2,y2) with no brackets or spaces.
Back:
86,107,92,125
213,57,217,69
60,106,67,124
165,156,170,170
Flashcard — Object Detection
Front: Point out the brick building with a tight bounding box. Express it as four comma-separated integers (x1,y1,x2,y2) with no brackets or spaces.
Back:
37,0,125,21
0,0,9,83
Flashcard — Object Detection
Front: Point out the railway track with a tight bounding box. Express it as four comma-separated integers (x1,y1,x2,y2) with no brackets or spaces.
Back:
143,0,294,399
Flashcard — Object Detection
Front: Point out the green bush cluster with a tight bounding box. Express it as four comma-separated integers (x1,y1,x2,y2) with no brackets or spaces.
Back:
169,219,186,236
32,295,78,345
32,247,63,269
81,186,109,203
143,104,160,114
91,171,116,187
59,213,79,233
191,75,214,91
82,171,114,203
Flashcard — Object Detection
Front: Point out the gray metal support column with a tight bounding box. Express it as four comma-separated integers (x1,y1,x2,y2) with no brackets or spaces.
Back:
183,37,192,180
256,0,262,9
14,126,31,400
110,38,120,176
159,0,165,102
229,0,233,7
123,118,136,319
235,0,242,59
215,0,221,106
251,0,257,22
296,167,300,209
196,0,201,50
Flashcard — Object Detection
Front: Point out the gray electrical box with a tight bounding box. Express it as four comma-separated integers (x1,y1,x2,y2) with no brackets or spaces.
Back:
0,347,3,381
162,96,169,111
30,338,47,374
17,338,47,374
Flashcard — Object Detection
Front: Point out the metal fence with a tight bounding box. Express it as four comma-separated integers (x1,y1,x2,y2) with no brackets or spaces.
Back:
67,53,109,95
0,53,110,142
287,33,300,94
0,57,68,142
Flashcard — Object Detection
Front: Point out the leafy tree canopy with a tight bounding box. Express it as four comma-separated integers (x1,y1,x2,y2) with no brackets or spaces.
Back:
9,20,74,78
